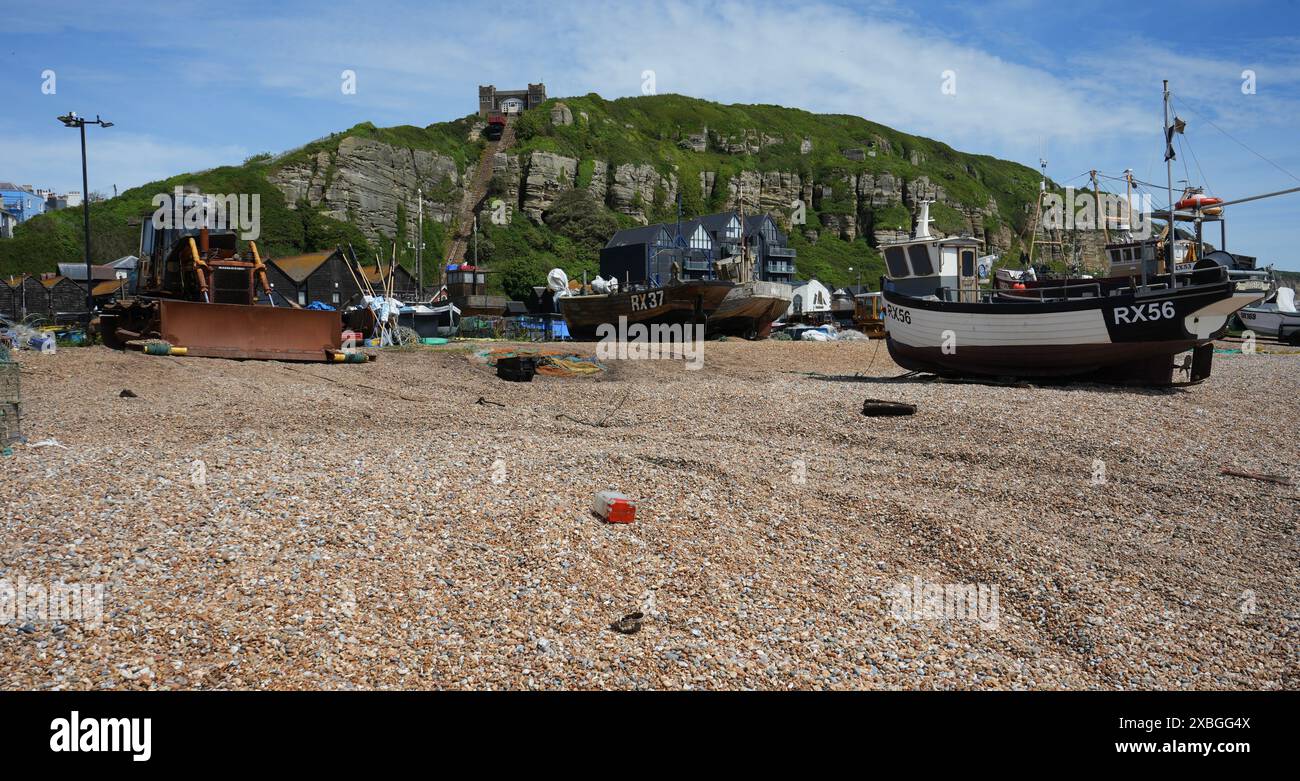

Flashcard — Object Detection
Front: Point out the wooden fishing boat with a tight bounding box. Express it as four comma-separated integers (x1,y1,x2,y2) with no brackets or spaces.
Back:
706,280,792,338
558,279,734,340
882,200,1257,385
883,81,1290,385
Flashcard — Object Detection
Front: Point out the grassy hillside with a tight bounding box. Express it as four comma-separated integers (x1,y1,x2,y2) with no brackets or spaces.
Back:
495,93,1045,293
1,93,1050,297
0,120,479,281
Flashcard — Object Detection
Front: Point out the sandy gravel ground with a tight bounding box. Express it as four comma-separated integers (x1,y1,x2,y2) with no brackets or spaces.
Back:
1,340,1296,690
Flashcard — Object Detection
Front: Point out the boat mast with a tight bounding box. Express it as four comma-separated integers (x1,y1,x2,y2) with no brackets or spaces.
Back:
737,181,746,283
1124,169,1134,239
1028,158,1048,268
1162,79,1174,281
1091,169,1109,245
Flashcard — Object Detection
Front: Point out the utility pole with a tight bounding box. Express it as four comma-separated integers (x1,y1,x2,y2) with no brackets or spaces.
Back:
58,111,112,319
416,187,424,297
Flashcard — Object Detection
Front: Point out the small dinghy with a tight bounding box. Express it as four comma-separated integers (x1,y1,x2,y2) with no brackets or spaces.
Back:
1236,286,1300,342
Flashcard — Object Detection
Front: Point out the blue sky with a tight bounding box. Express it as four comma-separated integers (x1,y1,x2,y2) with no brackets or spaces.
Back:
4,0,1299,269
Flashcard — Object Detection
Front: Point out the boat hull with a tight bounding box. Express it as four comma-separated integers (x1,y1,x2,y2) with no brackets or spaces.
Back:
883,279,1255,385
707,281,793,338
559,280,734,341
1236,304,1300,338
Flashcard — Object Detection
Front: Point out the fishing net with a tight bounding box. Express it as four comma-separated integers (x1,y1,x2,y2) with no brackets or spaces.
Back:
472,347,604,377
0,357,19,445
500,315,570,342
459,316,507,339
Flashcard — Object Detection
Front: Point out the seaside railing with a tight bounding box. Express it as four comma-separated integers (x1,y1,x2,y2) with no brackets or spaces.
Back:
950,281,1103,303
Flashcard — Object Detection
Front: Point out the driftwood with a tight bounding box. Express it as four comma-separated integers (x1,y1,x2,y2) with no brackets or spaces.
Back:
1219,468,1293,487
556,389,632,428
862,399,916,417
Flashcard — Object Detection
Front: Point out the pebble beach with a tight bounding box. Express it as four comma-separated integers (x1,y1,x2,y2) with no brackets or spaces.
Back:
1,341,1296,690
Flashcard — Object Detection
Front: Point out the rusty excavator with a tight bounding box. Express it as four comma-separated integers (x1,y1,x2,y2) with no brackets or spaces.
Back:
99,202,352,362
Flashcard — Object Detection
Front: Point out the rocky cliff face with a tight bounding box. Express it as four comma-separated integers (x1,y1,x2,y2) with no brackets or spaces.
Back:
271,126,1011,253
483,148,1007,248
520,152,578,222
270,135,462,241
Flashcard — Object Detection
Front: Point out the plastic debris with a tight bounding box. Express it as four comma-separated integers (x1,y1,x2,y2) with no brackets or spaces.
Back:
593,490,636,524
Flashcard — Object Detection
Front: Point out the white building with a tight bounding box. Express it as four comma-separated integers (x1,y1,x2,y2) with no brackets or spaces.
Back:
787,279,833,317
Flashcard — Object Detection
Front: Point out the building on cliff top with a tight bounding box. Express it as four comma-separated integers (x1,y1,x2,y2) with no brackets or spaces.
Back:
478,84,546,117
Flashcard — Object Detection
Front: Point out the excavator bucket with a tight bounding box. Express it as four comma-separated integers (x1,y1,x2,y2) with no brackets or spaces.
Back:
155,300,342,361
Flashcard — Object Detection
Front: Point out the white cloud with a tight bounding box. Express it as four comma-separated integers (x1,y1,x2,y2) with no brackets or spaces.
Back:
10,0,1298,266
2,132,248,196
160,0,1156,160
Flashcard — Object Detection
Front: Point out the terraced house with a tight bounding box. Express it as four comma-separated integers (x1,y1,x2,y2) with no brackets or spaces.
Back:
0,182,46,224
599,210,797,287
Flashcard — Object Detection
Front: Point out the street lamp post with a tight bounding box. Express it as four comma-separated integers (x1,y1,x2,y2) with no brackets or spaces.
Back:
57,112,112,317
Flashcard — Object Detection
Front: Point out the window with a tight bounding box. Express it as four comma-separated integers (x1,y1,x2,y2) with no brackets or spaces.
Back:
961,250,975,277
908,244,934,276
332,292,340,304
297,291,306,306
885,247,909,277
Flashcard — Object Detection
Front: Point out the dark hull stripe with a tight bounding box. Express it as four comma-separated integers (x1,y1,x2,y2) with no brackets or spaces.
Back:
883,280,1233,316
886,339,1199,384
